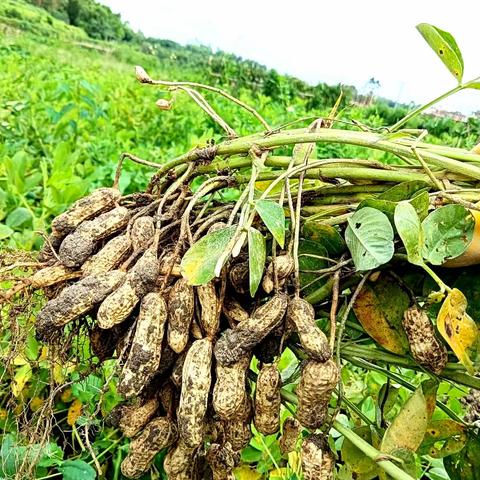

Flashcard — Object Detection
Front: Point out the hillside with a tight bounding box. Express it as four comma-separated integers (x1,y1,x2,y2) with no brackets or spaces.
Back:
1,0,479,251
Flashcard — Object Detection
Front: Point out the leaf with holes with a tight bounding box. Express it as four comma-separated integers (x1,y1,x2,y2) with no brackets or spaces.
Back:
444,433,480,480
422,205,474,265
248,227,266,297
255,200,285,248
181,226,236,285
416,23,464,82
345,207,394,270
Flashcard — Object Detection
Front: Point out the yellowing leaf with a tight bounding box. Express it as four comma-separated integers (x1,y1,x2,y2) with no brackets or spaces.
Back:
67,399,82,426
12,364,32,397
30,397,44,412
352,274,409,354
381,387,428,454
234,465,262,480
38,346,49,362
12,354,29,366
0,408,8,420
61,387,73,403
52,362,65,384
269,467,288,479
437,288,478,374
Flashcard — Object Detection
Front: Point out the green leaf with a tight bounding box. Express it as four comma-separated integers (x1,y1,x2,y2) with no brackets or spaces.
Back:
6,207,32,229
0,224,13,240
465,81,480,90
379,180,431,202
409,190,430,220
422,205,474,265
357,198,396,221
345,207,394,270
394,201,424,265
298,239,329,295
180,226,236,285
342,426,380,478
418,419,466,458
380,386,428,454
417,23,464,82
301,222,346,256
58,460,96,480
444,433,480,480
255,199,285,248
248,227,266,297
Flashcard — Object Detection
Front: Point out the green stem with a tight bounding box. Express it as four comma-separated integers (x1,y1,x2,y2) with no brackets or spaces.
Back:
333,422,415,480
390,84,464,132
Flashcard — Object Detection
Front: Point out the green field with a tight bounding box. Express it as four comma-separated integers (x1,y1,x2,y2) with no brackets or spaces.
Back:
1,1,480,480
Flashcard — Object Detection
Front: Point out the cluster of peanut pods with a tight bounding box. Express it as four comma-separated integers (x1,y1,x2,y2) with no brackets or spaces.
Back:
22,186,339,479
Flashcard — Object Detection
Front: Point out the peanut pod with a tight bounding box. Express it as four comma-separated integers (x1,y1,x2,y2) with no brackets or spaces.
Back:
254,363,281,435
36,270,126,340
59,206,131,267
296,359,339,429
213,354,251,420
177,338,213,448
167,278,195,353
81,234,132,276
118,292,167,398
51,187,120,237
120,416,177,479
301,434,335,480
97,249,159,328
287,297,331,361
402,305,448,375
262,254,294,293
196,282,219,338
214,293,288,366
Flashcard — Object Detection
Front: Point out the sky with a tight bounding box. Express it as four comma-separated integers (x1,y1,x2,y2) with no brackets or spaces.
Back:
98,0,480,115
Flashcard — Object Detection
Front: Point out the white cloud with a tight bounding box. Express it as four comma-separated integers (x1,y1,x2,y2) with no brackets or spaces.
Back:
99,0,480,114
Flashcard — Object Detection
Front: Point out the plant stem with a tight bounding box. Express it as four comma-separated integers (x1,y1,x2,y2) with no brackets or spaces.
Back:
390,84,464,132
279,389,415,480
333,422,415,480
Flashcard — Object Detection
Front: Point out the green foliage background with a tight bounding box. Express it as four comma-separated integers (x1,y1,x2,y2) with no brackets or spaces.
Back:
0,1,479,479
